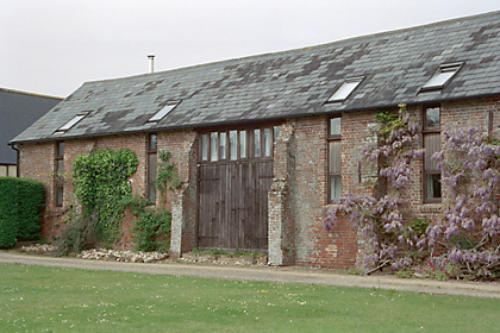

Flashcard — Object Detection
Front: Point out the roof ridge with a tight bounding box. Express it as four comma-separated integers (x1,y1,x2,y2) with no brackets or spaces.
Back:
83,10,500,86
0,87,63,100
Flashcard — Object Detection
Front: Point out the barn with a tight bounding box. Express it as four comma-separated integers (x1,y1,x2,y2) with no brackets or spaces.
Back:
10,11,500,268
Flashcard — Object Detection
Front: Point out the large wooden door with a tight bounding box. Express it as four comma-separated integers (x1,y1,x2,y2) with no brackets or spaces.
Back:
198,127,277,251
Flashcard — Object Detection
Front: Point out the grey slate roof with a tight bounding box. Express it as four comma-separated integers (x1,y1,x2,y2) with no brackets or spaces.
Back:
1,89,61,163
11,11,500,144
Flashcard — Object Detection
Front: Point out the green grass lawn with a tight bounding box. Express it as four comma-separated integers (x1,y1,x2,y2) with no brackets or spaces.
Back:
0,264,499,332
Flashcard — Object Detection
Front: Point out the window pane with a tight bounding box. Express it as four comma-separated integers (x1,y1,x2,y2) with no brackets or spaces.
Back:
201,134,208,161
230,130,237,160
149,134,157,151
425,107,440,128
330,175,341,199
148,104,177,122
254,129,261,157
264,128,272,157
426,174,441,199
58,114,85,131
239,131,247,158
56,186,63,207
210,132,218,162
148,154,157,203
329,141,341,175
219,132,227,160
0,166,7,177
328,80,361,102
330,117,341,136
273,126,280,140
149,184,157,203
8,165,16,177
424,134,441,172
57,159,64,175
423,67,458,89
57,142,64,158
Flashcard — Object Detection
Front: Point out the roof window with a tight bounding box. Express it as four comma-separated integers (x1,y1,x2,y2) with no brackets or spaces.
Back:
55,112,89,133
421,62,463,91
327,77,364,103
148,102,179,122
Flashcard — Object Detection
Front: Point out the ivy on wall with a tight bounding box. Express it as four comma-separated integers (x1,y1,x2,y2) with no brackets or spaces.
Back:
154,151,181,195
72,149,138,244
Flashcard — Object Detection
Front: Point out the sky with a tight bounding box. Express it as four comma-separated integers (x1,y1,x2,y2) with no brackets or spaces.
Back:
1,0,499,97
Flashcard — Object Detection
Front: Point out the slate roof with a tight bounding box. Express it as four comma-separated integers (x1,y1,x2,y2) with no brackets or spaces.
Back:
11,11,500,144
0,89,61,163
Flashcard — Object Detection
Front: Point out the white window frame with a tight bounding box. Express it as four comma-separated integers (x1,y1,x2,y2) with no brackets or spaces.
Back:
421,62,463,91
56,112,89,133
147,102,179,122
327,77,364,103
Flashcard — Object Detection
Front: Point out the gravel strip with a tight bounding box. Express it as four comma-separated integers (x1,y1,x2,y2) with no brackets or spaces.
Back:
1,252,499,299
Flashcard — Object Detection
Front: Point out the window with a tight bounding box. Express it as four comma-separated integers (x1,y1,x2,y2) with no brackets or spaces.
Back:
201,134,209,161
423,107,441,201
328,116,342,201
8,165,16,177
239,131,247,159
254,129,261,157
56,113,88,133
54,142,64,207
219,132,227,160
421,63,462,91
210,132,218,162
147,134,157,203
263,128,272,157
0,165,17,177
148,102,178,122
199,126,275,163
327,77,363,103
229,131,237,160
273,126,280,140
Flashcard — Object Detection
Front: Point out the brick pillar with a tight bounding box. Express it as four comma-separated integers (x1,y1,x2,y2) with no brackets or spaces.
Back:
355,120,380,269
268,122,295,265
169,183,189,257
157,130,198,259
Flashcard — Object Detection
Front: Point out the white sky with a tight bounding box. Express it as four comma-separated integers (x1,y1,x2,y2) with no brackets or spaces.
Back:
1,0,499,97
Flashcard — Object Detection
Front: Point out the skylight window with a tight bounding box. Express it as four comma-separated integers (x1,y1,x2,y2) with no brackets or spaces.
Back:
327,77,364,103
148,102,178,122
421,63,463,91
56,113,88,133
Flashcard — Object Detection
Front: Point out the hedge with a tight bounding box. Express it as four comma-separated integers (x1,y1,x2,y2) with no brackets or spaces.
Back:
0,177,45,248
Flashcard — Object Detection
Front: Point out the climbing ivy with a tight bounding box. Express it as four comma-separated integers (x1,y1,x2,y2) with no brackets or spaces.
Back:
154,150,181,196
72,149,138,244
58,148,179,255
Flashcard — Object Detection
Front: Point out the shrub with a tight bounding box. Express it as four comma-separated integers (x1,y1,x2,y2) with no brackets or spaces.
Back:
54,208,98,256
132,208,171,252
17,178,45,241
126,196,171,252
0,177,20,248
0,177,45,248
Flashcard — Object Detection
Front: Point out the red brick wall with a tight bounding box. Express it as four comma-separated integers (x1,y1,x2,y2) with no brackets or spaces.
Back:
19,142,56,237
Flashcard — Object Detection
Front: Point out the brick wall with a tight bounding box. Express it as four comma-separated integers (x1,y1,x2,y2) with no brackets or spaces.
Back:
19,142,56,237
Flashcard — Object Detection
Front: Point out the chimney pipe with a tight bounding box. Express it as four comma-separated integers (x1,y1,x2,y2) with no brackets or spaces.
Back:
148,55,155,73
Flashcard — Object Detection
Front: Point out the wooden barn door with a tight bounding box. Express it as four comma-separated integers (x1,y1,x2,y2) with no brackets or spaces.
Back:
198,127,277,251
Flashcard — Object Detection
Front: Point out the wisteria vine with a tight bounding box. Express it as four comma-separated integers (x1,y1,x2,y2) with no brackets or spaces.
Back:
324,104,425,271
323,104,500,279
426,128,500,278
